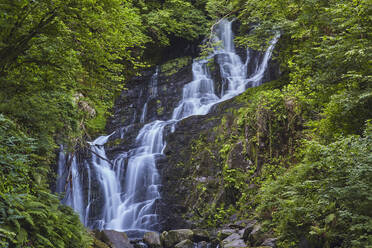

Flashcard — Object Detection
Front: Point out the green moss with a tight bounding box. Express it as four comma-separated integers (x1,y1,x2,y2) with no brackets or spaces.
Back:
93,238,110,248
157,106,164,115
86,101,110,137
161,56,192,77
105,138,122,148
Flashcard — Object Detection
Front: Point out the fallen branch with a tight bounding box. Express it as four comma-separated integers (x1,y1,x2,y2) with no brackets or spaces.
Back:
86,147,114,167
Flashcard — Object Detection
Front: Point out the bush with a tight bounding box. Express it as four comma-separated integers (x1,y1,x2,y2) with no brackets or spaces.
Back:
257,122,372,247
0,114,92,247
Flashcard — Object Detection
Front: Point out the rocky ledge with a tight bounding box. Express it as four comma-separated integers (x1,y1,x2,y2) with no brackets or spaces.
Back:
93,219,277,248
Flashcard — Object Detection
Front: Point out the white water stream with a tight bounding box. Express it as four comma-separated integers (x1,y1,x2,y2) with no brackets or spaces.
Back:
57,20,278,234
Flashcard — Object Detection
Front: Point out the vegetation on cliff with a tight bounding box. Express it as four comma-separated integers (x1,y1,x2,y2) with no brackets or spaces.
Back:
182,0,371,247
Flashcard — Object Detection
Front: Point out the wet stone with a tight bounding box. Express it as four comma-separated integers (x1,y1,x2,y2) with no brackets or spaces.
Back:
174,239,195,248
143,232,161,248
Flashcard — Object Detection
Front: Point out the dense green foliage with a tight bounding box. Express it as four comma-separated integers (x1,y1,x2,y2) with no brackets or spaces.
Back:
235,0,372,140
258,124,372,247
0,114,91,247
231,1,372,246
181,0,372,247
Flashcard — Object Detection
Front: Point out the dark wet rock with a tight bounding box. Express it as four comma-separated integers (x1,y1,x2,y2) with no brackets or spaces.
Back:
227,142,253,170
197,241,210,248
229,219,251,229
105,59,193,160
193,229,210,242
132,241,148,248
242,220,257,240
174,239,195,248
247,224,266,246
261,237,277,247
143,232,161,248
96,230,133,248
161,229,194,248
210,238,220,248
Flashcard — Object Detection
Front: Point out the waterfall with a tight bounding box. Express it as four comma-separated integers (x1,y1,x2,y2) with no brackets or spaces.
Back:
57,19,279,235
63,155,85,221
56,145,66,193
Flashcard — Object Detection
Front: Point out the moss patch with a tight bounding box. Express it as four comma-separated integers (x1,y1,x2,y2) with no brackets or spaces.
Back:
161,56,192,77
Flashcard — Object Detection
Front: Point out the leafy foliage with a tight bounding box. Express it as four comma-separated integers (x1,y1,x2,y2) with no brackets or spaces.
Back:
183,2,372,247
257,124,372,247
235,0,372,141
0,114,92,247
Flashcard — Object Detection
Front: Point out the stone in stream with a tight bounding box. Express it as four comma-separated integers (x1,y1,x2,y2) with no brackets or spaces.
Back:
143,232,162,248
96,230,134,248
132,241,147,248
197,241,209,248
174,239,195,248
161,229,194,248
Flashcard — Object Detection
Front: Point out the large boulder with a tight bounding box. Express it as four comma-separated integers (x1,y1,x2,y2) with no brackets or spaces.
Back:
222,233,241,243
96,230,133,248
223,239,247,248
174,239,195,248
161,229,194,248
143,232,161,248
221,233,243,247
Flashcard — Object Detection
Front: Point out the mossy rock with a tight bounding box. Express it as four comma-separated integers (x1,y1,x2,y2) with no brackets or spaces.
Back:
93,238,110,248
161,229,194,248
174,239,194,248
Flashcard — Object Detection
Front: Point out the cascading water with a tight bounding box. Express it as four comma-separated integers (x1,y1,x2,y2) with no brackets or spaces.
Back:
57,19,278,235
